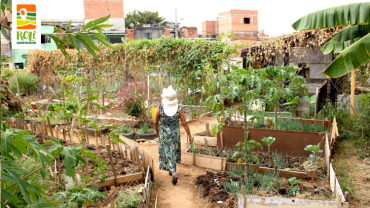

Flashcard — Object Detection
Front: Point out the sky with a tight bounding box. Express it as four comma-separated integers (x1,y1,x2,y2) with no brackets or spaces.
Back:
40,0,368,37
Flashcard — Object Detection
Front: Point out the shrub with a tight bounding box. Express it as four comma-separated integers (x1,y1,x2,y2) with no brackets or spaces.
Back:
9,71,40,95
116,81,148,118
120,125,131,134
115,189,143,208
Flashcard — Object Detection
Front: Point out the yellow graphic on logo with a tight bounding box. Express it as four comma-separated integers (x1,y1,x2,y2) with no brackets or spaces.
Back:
17,4,36,29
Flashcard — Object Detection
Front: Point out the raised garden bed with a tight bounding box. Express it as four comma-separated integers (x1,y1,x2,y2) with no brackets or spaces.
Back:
217,126,325,156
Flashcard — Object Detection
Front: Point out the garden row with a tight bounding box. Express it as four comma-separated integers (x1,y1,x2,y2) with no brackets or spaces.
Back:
184,117,348,207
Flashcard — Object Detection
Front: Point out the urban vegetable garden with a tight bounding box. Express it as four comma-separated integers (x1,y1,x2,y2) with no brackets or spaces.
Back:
1,2,370,208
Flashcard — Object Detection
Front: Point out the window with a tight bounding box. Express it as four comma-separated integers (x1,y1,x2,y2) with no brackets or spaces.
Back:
144,33,152,40
41,35,51,44
15,63,24,69
244,18,250,24
182,32,185,38
110,37,122,44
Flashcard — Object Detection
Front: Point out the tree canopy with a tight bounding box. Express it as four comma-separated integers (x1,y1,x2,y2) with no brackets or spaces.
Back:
125,10,168,29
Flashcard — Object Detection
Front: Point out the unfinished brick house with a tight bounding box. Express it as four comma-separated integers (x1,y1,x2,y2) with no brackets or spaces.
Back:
202,10,263,44
179,27,198,38
202,20,218,38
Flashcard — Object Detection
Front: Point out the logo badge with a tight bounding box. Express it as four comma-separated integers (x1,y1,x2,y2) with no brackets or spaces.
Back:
12,1,41,49
17,4,36,29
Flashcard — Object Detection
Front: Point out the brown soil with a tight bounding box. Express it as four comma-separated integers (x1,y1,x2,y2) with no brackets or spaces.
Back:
85,144,140,179
195,169,334,206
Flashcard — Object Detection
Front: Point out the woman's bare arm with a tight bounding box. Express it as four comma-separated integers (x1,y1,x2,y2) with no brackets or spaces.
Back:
180,108,193,144
154,105,160,136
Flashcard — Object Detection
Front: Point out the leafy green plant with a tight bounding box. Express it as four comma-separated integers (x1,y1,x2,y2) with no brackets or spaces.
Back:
52,186,107,208
120,125,131,134
223,180,242,199
287,177,301,196
1,122,108,207
303,95,317,119
304,143,323,163
9,70,40,96
138,123,153,134
272,150,286,169
115,189,143,208
234,140,262,166
262,136,275,154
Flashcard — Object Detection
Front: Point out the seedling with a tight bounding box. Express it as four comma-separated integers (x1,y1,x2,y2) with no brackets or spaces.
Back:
262,136,275,154
287,177,301,196
304,143,323,163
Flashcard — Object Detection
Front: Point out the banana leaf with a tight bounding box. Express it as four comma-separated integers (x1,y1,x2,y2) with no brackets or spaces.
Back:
292,2,370,30
323,33,370,78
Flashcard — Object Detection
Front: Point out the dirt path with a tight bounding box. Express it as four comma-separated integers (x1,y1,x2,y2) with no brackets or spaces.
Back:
141,115,218,208
332,141,370,208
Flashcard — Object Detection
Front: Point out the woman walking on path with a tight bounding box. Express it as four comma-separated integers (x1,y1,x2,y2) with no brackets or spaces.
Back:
154,86,193,185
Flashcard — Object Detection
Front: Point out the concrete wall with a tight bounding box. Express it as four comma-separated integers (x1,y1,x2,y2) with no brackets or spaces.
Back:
133,27,165,40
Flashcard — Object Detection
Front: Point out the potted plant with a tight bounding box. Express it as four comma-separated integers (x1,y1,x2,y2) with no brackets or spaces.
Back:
136,123,157,139
119,125,135,139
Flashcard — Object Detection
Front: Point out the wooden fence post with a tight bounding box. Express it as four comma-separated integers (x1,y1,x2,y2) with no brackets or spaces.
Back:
106,145,118,187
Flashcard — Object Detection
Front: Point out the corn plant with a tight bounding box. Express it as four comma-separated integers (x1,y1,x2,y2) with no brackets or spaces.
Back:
305,143,323,163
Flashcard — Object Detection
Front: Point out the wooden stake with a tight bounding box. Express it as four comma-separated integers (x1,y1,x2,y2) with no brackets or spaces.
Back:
63,128,66,143
106,145,118,187
47,118,54,137
30,121,34,134
206,123,210,136
95,131,98,145
55,126,59,139
221,155,224,171
100,132,103,145
85,125,89,145
350,70,356,117
301,120,305,132
220,133,224,150
241,185,245,195
38,124,43,134
126,149,131,160
193,144,196,166
310,171,316,182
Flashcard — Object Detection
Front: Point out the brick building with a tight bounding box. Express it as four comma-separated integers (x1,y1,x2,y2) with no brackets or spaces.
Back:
202,20,218,38
179,27,198,38
218,10,258,42
259,29,268,40
84,0,125,31
202,10,266,44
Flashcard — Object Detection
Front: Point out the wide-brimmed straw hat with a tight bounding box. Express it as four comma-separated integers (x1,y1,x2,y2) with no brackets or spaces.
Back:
161,86,178,106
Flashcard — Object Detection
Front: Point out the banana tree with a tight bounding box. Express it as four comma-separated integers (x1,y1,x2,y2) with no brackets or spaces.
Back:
292,2,370,78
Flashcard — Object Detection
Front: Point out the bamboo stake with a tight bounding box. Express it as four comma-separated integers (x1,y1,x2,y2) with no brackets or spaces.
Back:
106,145,118,187
63,128,66,143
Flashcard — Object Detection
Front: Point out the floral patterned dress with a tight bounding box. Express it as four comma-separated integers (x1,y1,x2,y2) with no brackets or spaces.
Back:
158,103,182,173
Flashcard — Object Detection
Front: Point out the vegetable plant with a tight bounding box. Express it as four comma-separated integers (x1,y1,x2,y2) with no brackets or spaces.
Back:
303,94,317,119
262,136,275,154
52,186,107,208
120,125,131,134
138,123,153,134
304,143,323,163
287,177,301,196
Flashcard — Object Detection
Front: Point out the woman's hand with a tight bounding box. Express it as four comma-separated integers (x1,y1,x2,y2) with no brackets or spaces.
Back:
189,136,194,144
